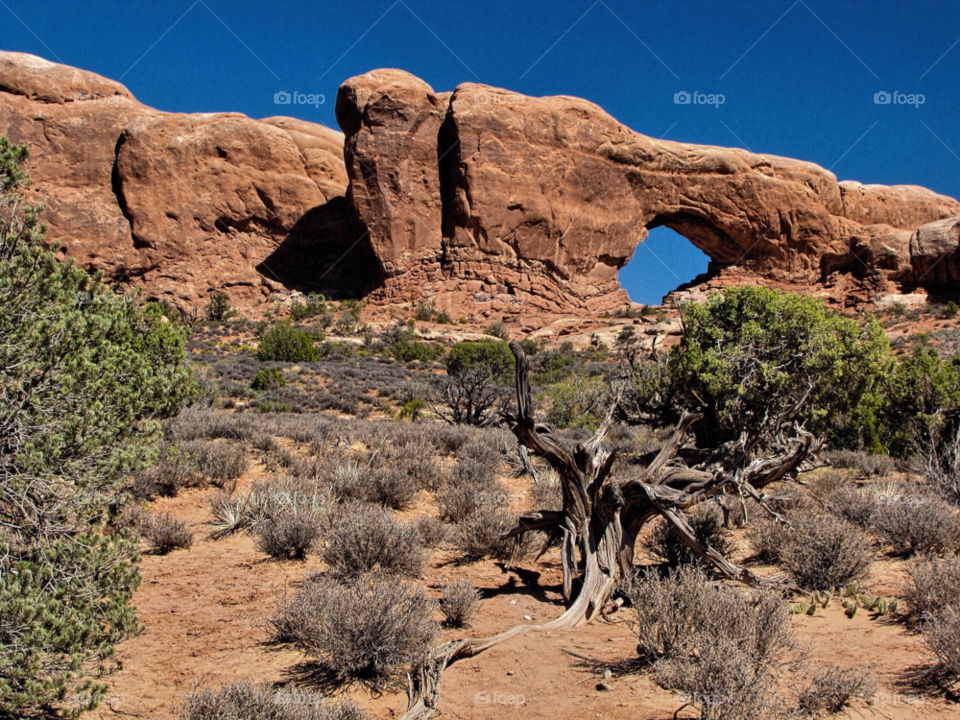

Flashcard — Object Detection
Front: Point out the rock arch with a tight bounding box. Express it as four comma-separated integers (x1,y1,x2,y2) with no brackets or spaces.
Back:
337,69,960,311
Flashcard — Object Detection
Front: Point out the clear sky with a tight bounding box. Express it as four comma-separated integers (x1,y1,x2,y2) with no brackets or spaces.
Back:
2,0,958,304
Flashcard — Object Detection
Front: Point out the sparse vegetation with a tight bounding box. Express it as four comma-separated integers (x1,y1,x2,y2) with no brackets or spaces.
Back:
439,578,481,627
143,512,195,554
270,571,437,690
322,502,426,579
779,511,874,591
255,512,323,560
175,680,368,720
257,321,320,362
16,124,960,719
644,503,733,567
623,567,872,719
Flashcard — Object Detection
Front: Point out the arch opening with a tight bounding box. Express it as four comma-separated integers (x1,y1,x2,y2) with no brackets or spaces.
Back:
618,225,712,306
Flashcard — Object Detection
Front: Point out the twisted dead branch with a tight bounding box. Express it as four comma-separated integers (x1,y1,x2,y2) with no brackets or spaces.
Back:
400,341,820,719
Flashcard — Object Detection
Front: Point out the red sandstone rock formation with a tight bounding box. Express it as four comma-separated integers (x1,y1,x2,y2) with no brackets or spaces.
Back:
0,51,371,309
1,51,958,314
336,69,960,312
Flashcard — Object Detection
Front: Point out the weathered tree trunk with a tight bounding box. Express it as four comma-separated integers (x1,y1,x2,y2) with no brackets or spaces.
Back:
400,342,819,719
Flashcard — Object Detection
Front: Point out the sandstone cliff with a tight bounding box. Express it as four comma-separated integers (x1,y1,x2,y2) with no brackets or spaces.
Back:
336,69,960,312
1,51,958,314
0,51,374,309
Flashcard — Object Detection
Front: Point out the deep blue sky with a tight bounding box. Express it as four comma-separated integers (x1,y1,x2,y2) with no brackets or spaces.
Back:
3,0,959,304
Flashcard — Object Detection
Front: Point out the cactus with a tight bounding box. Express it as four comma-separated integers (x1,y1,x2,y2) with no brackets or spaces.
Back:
845,603,858,619
806,602,817,616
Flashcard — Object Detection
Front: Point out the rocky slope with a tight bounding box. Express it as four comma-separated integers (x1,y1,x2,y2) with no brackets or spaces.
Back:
1,51,958,313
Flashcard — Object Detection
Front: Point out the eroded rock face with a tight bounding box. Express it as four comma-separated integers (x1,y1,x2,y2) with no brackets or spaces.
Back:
2,51,959,314
0,50,371,309
337,69,960,310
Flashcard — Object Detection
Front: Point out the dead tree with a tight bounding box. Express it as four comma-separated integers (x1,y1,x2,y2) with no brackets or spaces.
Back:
400,341,820,720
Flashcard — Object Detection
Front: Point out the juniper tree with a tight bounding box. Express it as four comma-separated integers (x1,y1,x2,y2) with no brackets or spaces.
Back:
0,138,195,717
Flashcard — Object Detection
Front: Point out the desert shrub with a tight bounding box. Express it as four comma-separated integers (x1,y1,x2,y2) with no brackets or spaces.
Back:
924,606,960,677
391,340,444,364
455,437,502,470
434,340,514,426
437,472,503,523
624,567,799,720
824,449,894,476
483,319,509,340
194,440,249,488
413,301,435,321
644,504,733,567
542,376,612,430
440,579,481,627
413,516,449,548
209,478,332,538
920,424,960,505
288,293,327,323
367,468,419,509
627,286,893,451
430,424,473,454
453,503,523,560
166,409,256,443
529,469,563,511
257,322,320,362
779,511,874,591
175,680,368,720
255,512,323,560
531,341,578,385
322,503,425,579
871,492,960,556
143,512,194,554
399,398,426,420
746,518,792,564
386,435,444,491
206,290,234,321
324,459,375,503
270,571,437,690
251,367,286,392
905,554,960,624
822,484,879,527
0,141,196,716
792,665,876,717
133,443,204,498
